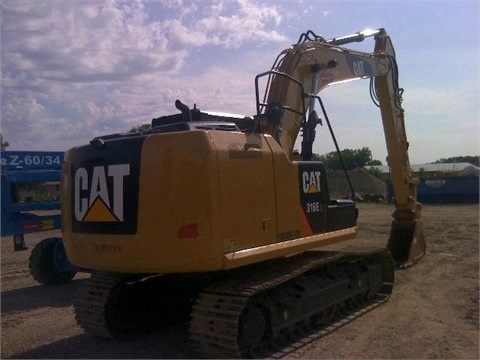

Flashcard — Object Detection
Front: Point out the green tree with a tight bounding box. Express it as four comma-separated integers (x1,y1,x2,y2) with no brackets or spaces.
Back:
368,159,382,166
434,156,479,167
1,133,9,150
315,147,380,170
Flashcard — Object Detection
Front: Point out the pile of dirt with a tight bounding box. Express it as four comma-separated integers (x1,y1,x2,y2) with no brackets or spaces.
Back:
327,167,386,202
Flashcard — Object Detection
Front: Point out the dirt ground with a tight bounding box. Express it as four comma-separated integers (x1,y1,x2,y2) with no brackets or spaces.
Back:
1,203,479,359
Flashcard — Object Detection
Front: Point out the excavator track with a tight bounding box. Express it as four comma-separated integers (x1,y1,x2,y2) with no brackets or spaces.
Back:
74,271,124,339
189,247,394,358
74,271,207,340
75,272,173,340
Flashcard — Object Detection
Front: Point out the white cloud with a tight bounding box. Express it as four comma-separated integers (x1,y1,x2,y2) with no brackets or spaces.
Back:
3,0,475,167
158,0,286,49
1,0,287,151
196,0,285,48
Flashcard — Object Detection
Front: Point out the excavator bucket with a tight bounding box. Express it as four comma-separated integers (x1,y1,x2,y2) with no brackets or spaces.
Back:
387,217,426,268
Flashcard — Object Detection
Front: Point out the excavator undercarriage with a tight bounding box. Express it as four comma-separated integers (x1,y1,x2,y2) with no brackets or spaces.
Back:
75,248,393,358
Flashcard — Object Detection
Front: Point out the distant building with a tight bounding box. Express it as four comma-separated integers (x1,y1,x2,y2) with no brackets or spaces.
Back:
366,163,479,177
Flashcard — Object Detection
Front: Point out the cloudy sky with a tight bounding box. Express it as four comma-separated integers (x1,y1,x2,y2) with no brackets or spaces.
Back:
1,0,478,164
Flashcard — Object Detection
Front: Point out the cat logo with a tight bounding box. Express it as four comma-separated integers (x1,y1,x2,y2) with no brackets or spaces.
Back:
74,164,130,222
346,54,373,78
302,171,321,194
352,60,365,77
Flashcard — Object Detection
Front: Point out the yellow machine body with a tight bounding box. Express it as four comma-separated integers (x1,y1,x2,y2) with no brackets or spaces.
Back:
62,130,356,273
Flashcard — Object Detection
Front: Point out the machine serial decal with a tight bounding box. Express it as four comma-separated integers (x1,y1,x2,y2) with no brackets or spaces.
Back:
93,243,122,253
278,229,302,241
74,164,130,222
302,171,321,194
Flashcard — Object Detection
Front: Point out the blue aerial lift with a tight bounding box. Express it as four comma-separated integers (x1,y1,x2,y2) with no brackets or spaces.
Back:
1,151,80,284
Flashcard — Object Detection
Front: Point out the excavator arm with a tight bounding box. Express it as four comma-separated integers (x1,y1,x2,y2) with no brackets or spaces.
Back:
373,31,426,267
256,28,426,267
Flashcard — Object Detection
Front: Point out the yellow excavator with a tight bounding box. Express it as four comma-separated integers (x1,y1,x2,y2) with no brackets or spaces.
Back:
61,28,426,358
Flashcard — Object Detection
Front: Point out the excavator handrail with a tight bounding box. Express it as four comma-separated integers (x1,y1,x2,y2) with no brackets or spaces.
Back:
254,70,307,118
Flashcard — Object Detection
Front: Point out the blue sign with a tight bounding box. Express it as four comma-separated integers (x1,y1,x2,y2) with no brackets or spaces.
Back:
1,151,64,171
